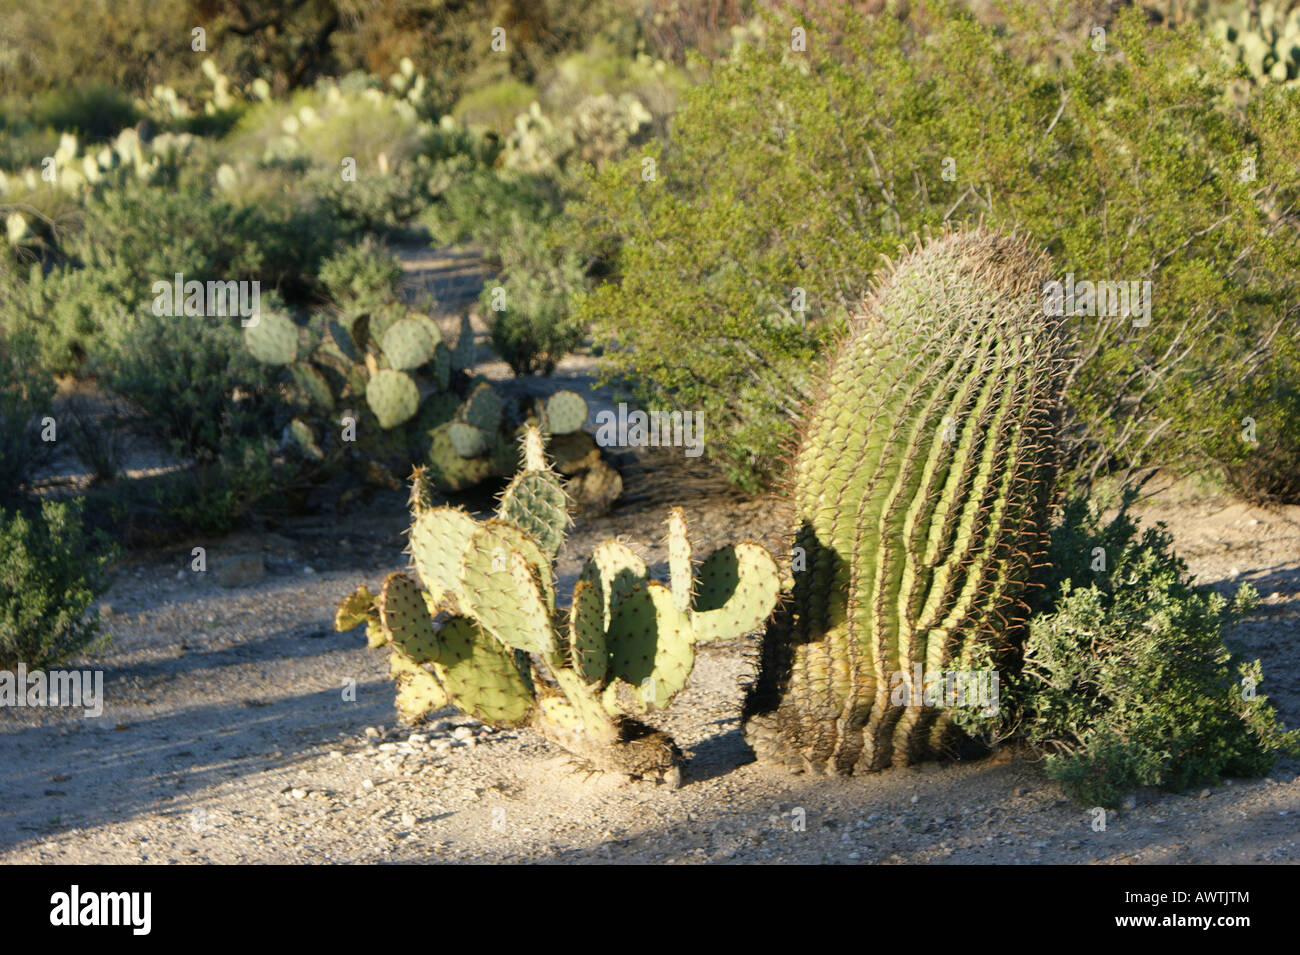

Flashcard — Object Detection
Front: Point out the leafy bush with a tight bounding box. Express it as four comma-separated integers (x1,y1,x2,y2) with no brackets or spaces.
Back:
1005,493,1298,807
317,239,402,312
571,2,1300,494
0,499,115,672
483,220,588,376
97,313,284,462
0,327,55,503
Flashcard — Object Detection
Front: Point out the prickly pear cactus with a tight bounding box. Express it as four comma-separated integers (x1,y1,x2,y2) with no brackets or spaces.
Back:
742,227,1069,776
336,426,782,784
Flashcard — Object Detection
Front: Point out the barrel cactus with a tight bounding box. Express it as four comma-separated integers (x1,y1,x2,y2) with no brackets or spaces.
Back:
742,227,1069,775
338,426,781,784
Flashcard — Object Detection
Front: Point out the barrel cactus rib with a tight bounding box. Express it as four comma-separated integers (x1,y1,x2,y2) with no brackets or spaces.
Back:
743,227,1067,776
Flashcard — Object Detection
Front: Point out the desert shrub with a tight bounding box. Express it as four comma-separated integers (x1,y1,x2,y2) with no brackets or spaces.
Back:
3,263,135,376
452,78,540,134
317,239,402,311
1004,493,1298,807
570,1,1300,493
483,220,588,376
0,499,115,672
28,83,139,140
422,166,563,249
97,313,284,463
0,327,55,503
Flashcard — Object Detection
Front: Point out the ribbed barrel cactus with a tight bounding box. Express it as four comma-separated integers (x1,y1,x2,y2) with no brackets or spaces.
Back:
338,426,780,784
742,227,1069,775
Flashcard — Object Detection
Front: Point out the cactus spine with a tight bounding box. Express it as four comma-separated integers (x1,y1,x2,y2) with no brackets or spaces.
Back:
338,425,781,783
742,228,1068,775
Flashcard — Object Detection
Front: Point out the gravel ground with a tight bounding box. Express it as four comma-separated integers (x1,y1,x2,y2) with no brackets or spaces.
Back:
2,466,1297,865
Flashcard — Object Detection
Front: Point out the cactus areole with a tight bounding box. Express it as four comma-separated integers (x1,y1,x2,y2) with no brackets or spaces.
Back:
742,228,1069,775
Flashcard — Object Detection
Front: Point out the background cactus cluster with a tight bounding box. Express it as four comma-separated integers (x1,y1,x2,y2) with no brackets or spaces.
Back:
1213,2,1300,84
743,228,1070,775
337,426,781,782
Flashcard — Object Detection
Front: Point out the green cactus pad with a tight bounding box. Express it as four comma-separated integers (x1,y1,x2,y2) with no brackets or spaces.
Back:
451,312,476,370
365,368,420,428
497,469,569,561
691,542,781,645
378,572,442,663
327,319,361,364
460,382,503,432
244,311,298,365
423,422,496,491
578,541,649,631
460,545,556,654
335,584,377,632
464,519,556,611
433,616,533,727
605,580,696,712
568,579,607,684
409,506,478,606
667,507,693,614
389,651,450,722
368,302,406,343
381,317,438,371
447,421,489,458
550,669,620,744
432,342,452,390
545,390,589,434
288,361,334,411
287,418,324,460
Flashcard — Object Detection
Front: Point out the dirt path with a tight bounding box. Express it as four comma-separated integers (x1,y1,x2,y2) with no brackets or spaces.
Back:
2,468,1297,864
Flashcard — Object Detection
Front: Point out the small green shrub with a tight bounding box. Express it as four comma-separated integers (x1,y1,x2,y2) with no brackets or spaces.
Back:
1006,493,1298,807
317,239,402,311
483,220,587,376
0,327,55,503
98,313,284,462
0,499,115,672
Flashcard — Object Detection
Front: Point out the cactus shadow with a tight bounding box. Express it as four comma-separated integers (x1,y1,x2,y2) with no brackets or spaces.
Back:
684,723,756,784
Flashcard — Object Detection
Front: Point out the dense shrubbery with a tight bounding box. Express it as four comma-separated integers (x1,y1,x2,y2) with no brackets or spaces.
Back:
0,500,115,672
998,494,1299,807
0,328,55,503
571,2,1300,497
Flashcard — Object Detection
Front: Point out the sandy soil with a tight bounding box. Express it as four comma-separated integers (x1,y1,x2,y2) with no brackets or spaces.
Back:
3,249,1296,865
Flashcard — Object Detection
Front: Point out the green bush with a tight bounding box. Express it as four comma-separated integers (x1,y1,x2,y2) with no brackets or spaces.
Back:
570,2,1300,494
317,239,402,312
0,327,55,503
483,220,588,376
97,313,284,463
1005,493,1298,807
0,499,115,672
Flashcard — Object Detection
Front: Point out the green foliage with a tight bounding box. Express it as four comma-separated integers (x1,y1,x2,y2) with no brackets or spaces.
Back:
0,499,116,671
571,1,1300,494
1006,493,1299,807
484,220,589,376
0,327,55,503
99,314,282,462
742,228,1068,773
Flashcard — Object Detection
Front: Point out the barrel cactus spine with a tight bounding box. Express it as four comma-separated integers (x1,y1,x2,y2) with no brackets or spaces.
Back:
742,227,1070,776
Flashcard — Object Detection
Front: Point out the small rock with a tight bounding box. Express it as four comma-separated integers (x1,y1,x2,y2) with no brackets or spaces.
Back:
378,743,398,753
302,566,316,575
215,554,265,588
408,734,427,745
847,851,861,860
291,788,307,800
1121,794,1137,811
1199,789,1210,798
361,779,374,790
452,726,474,742
909,794,919,804
364,727,380,738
